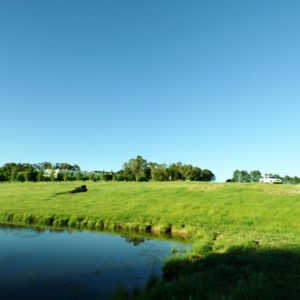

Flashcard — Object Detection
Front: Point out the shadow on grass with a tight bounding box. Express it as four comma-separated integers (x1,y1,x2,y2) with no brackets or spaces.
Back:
51,191,70,196
112,246,300,300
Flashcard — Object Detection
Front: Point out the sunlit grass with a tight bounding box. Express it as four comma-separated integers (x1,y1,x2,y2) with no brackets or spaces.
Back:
1,181,300,249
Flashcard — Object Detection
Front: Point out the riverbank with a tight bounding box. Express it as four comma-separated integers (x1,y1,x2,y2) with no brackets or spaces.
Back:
1,181,300,299
1,181,300,246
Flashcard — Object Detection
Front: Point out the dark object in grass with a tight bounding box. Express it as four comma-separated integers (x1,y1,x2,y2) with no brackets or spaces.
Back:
70,185,87,194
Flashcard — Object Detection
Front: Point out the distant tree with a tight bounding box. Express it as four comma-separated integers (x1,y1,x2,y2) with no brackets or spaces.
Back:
232,170,250,182
149,163,168,181
240,170,251,182
232,170,241,182
1,163,16,181
294,177,300,184
50,170,56,182
76,172,83,181
182,164,194,180
57,169,77,181
250,170,261,182
98,171,113,181
144,165,151,180
283,176,300,184
202,169,215,182
293,176,300,184
24,168,38,182
265,173,282,180
231,169,298,183
79,171,88,181
94,173,101,181
72,164,81,172
37,169,44,182
123,155,148,182
56,171,64,181
88,172,95,181
0,171,6,182
0,160,217,183
63,171,69,181
114,170,126,181
31,164,40,171
168,162,183,181
55,163,73,171
38,162,53,170
10,167,17,182
16,172,25,182
190,167,203,181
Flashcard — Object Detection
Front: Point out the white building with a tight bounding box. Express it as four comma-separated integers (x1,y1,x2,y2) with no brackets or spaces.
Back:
259,175,282,184
43,169,61,179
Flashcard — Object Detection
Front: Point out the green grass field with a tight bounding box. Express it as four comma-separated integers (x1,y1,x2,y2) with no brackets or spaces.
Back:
1,181,300,299
1,181,300,248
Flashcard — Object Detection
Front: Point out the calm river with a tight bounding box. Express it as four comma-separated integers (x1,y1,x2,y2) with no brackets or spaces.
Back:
0,225,189,299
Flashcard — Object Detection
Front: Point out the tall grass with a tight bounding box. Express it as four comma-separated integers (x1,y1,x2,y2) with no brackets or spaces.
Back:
1,181,300,248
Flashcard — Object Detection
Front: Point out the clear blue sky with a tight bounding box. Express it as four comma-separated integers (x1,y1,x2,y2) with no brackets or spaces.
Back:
1,0,299,181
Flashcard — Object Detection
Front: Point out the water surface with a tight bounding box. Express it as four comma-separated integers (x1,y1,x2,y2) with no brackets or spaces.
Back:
0,225,189,299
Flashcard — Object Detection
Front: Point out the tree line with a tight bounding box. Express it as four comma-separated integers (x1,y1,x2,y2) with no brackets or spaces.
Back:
229,169,300,184
0,156,215,182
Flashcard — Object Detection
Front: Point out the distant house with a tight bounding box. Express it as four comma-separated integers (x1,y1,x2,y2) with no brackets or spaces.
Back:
43,169,61,179
259,175,282,184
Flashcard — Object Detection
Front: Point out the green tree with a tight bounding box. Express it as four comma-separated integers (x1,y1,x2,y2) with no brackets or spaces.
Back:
37,169,44,182
38,162,53,170
24,168,38,182
168,162,183,181
232,170,250,182
250,170,261,182
76,171,83,181
55,163,71,170
123,155,148,182
232,170,241,182
56,171,64,181
0,171,6,182
50,170,56,182
16,172,26,182
10,167,17,182
72,164,81,172
182,164,194,180
293,176,300,184
202,169,215,182
190,167,202,181
88,172,95,181
63,171,69,181
240,170,251,182
114,170,125,181
149,163,168,181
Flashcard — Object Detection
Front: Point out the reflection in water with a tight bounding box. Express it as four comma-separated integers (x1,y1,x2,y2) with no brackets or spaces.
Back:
123,236,145,246
0,225,189,300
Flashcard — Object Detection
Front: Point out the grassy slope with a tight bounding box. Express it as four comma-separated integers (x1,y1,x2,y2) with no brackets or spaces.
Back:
1,181,300,248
